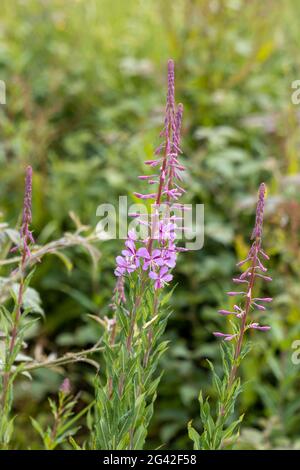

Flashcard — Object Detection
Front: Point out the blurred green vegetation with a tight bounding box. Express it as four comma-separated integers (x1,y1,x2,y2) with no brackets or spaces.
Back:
1,0,300,449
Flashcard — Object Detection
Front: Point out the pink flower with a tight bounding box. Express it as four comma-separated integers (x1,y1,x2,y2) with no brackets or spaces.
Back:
115,255,137,277
137,247,163,271
149,266,173,289
158,221,176,242
122,239,140,268
160,248,177,268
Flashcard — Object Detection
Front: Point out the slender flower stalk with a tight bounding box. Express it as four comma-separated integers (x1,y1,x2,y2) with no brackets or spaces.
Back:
189,183,272,450
214,183,271,389
7,167,34,356
0,166,35,449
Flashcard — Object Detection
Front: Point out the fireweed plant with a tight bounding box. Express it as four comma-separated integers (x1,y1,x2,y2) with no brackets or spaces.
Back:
189,183,272,450
0,168,100,449
0,166,38,448
93,60,187,450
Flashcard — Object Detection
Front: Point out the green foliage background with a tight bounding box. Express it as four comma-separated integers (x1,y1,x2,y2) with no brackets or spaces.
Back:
1,0,300,449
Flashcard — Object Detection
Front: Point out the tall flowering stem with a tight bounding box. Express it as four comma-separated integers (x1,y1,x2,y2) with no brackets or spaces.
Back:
94,60,186,450
189,184,272,450
7,167,34,356
217,183,271,388
0,166,35,449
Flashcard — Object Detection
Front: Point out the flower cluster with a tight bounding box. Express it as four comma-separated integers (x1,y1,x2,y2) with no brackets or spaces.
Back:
60,378,71,395
21,166,34,248
114,60,186,289
214,183,271,340
11,166,35,259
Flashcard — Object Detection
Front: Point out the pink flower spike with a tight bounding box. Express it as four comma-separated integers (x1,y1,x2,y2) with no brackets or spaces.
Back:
251,182,266,240
113,59,185,285
17,165,35,258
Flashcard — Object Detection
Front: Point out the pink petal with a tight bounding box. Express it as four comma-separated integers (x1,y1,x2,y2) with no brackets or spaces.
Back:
152,249,161,258
116,256,126,267
163,274,173,283
160,266,169,276
149,271,158,280
137,247,150,259
122,249,132,257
